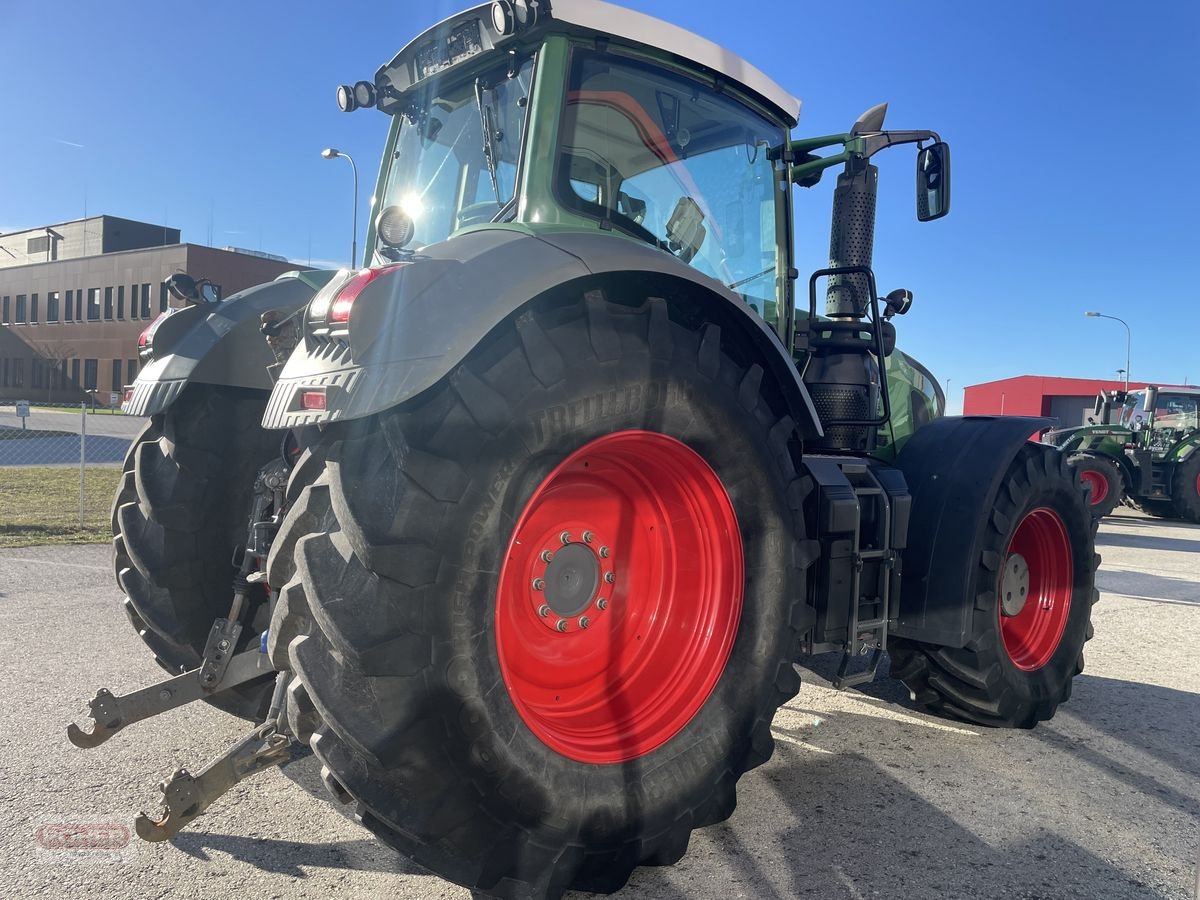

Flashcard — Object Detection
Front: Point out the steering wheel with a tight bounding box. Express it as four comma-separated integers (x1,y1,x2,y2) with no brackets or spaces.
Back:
456,201,502,229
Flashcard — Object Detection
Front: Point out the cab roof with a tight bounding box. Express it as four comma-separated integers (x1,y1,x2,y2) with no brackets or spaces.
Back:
377,0,802,127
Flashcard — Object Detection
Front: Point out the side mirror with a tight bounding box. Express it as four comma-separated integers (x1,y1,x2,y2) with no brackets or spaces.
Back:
916,142,951,221
165,273,198,303
165,273,220,305
199,281,221,304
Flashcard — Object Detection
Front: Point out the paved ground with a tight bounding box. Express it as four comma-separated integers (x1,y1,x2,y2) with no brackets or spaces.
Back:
0,508,1196,899
0,409,146,465
0,407,147,439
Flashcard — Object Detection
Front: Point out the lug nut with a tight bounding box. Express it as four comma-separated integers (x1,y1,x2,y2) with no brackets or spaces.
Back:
582,531,594,543
604,572,615,584
597,598,608,610
217,639,230,651
540,549,554,563
599,546,610,558
555,619,568,632
538,604,551,618
560,531,572,544
532,578,545,591
578,616,591,629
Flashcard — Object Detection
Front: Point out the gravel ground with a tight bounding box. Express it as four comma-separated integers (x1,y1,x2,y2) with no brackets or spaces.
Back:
0,508,1195,899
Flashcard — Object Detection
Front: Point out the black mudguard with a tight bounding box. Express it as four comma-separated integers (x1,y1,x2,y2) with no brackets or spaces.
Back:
124,272,333,417
891,415,1056,648
262,228,822,440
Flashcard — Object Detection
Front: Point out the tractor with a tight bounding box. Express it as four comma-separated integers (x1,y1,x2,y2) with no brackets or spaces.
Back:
1044,384,1200,520
70,3,1099,898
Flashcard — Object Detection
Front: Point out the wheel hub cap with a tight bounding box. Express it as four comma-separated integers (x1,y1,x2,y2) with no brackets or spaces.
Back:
541,541,602,619
1000,552,1030,616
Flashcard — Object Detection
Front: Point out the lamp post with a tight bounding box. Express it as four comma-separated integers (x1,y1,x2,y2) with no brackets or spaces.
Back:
321,148,359,268
1084,311,1130,392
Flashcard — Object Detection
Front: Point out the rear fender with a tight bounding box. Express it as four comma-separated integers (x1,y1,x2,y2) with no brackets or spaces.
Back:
263,229,822,439
124,272,331,417
891,415,1057,648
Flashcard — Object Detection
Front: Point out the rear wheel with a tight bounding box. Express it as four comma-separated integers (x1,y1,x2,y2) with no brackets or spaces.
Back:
1067,453,1123,518
111,385,278,719
267,292,815,899
1171,452,1200,523
889,445,1098,728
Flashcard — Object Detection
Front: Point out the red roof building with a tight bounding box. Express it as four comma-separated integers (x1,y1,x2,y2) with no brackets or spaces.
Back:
962,376,1160,427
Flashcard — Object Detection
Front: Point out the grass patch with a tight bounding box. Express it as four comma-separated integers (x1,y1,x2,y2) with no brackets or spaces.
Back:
0,466,122,547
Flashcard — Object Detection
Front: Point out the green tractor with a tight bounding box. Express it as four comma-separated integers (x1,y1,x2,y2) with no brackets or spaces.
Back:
71,3,1099,898
1044,385,1200,520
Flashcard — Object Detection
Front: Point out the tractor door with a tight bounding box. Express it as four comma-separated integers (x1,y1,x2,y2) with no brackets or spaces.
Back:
555,50,792,339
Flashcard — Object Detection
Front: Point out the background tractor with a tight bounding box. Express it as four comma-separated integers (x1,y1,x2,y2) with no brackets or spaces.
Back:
73,2,1099,898
1044,385,1200,520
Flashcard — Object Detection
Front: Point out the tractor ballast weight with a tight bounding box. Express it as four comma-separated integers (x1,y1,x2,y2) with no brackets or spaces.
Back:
262,229,823,439
124,273,329,417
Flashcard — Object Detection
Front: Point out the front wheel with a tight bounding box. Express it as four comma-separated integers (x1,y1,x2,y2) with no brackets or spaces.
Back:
890,445,1098,728
1067,453,1123,518
267,292,815,898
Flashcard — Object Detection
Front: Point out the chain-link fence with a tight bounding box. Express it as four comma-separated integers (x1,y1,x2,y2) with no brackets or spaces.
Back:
0,400,144,547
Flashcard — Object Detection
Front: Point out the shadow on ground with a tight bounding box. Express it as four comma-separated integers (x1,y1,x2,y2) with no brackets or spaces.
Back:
1095,530,1200,554
1094,568,1199,604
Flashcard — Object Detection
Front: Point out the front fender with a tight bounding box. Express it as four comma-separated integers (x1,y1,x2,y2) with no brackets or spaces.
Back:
124,272,332,417
263,228,821,440
891,415,1056,648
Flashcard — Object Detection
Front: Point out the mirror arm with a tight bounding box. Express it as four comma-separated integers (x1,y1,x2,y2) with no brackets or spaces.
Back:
788,149,851,185
855,129,941,160
782,129,941,185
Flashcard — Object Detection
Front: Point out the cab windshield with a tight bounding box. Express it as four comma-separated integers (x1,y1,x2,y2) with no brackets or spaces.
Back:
1119,393,1144,426
557,51,788,329
377,58,533,252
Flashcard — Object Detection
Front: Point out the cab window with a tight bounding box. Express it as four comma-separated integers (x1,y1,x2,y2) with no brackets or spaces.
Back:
557,51,788,329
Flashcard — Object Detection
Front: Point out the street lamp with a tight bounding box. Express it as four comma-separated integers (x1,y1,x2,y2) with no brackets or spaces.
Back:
321,148,359,268
1084,311,1131,392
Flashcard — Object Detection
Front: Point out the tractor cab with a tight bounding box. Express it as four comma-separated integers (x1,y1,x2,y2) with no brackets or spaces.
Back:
334,0,951,458
359,1,799,336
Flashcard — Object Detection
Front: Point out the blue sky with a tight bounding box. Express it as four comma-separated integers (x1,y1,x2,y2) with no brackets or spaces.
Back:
2,1,1197,408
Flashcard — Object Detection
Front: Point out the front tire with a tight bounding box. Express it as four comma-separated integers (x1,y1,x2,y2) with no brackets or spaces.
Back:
267,292,815,898
889,445,1098,728
1067,453,1123,518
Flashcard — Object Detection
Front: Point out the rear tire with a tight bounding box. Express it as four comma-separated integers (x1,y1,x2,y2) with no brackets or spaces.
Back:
889,445,1098,728
1067,453,1123,518
111,385,279,719
1171,452,1200,523
267,292,816,899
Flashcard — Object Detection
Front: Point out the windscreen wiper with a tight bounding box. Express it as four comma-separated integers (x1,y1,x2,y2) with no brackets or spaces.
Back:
475,78,501,201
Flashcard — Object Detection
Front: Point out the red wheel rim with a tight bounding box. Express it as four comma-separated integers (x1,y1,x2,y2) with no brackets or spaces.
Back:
997,507,1074,671
1195,471,1200,499
1078,468,1108,505
495,430,743,764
